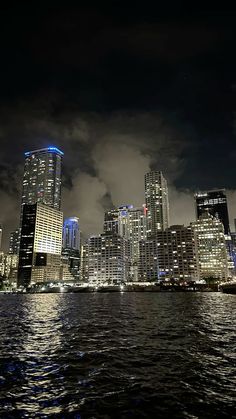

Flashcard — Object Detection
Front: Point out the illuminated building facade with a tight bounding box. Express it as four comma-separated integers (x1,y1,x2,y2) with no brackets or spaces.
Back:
104,208,119,234
195,189,230,234
3,254,18,282
191,214,228,281
118,205,147,280
0,252,4,276
156,225,199,282
22,147,63,212
62,217,80,279
0,224,2,250
18,203,63,287
63,217,80,250
145,171,169,236
9,228,20,255
138,239,158,282
80,243,89,282
87,233,129,285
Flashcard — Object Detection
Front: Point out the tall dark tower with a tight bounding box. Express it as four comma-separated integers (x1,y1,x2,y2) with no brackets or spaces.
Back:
195,189,230,235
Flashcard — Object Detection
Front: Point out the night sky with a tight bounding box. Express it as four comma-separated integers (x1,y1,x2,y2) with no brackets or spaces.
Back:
1,4,236,249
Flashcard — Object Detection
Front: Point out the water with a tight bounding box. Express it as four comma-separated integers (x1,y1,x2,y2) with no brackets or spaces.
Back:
0,293,235,418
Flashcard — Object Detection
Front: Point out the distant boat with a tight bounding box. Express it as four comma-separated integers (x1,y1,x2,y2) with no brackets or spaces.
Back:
97,285,120,292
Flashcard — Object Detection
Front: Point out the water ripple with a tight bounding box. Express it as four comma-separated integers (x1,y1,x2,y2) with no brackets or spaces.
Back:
0,293,235,418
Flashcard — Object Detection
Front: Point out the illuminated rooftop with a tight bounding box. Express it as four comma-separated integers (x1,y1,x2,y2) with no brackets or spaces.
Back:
24,146,64,157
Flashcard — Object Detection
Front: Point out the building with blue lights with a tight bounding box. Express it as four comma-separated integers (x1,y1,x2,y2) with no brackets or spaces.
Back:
62,217,80,280
62,217,80,250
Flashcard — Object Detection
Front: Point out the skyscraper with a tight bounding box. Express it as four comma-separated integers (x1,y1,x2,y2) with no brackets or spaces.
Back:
104,208,119,234
138,238,158,282
62,217,80,280
63,217,80,251
87,233,129,285
17,146,64,287
195,189,230,234
18,203,63,287
191,214,228,281
156,225,199,282
0,224,2,250
118,205,147,280
22,146,63,211
9,228,20,255
145,171,169,237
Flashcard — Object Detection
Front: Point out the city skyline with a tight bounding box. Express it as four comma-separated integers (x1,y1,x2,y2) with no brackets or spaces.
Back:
1,145,236,250
0,7,235,418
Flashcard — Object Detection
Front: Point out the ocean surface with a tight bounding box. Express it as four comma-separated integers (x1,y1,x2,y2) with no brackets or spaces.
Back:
0,293,235,418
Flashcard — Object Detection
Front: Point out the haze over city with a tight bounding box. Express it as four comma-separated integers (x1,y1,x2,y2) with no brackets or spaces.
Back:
1,5,236,249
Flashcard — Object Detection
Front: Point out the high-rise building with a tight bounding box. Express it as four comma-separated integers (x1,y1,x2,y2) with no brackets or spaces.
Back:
145,171,169,236
118,205,147,280
138,238,158,282
0,224,2,250
80,243,89,283
191,214,228,281
22,146,63,212
195,189,230,234
62,217,80,280
9,228,20,255
0,251,4,277
104,208,119,234
3,254,18,282
156,225,199,282
87,233,129,285
63,217,80,250
18,203,63,287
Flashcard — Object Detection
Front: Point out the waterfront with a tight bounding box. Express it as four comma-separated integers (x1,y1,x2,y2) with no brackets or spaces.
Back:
0,293,235,418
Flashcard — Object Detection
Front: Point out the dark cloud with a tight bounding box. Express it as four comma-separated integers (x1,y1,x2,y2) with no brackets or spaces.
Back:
0,6,236,248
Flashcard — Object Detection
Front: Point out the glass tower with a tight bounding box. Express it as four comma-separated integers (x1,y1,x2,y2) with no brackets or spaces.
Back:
62,217,80,251
195,189,230,235
18,203,63,287
62,217,80,280
22,147,63,212
144,171,169,237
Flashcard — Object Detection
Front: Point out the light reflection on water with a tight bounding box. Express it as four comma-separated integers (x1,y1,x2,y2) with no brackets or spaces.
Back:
0,293,235,418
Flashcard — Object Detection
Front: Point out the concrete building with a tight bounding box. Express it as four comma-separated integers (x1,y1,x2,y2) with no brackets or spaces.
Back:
0,251,4,277
191,213,228,281
9,228,20,255
18,203,63,287
138,238,158,282
145,171,169,236
156,225,199,282
3,254,19,280
87,233,129,285
80,243,89,283
0,224,2,250
118,205,147,280
104,208,119,234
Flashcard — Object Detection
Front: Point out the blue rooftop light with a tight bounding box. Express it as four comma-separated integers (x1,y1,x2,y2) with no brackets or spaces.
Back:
24,146,64,157
47,146,64,156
